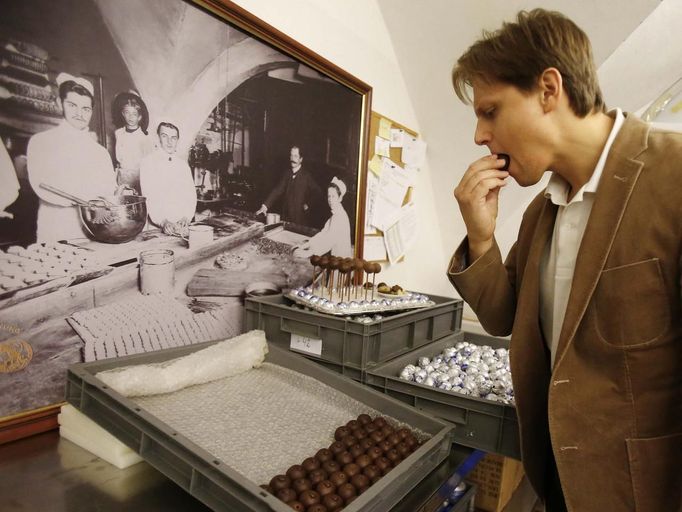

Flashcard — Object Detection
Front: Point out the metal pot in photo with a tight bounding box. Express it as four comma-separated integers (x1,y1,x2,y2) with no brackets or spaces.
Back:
79,194,147,243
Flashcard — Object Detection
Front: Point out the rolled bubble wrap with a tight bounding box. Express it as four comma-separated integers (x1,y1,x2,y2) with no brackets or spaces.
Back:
96,330,268,397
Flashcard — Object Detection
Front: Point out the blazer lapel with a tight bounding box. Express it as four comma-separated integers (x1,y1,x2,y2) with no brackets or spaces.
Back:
554,114,649,365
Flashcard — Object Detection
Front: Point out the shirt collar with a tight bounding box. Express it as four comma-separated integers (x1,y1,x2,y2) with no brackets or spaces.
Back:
545,108,625,206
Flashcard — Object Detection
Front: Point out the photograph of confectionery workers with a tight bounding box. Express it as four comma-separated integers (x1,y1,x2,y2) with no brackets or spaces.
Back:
2,1,681,512
0,0,366,420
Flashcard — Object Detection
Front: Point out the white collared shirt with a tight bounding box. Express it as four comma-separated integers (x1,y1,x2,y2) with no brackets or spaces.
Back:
539,109,625,367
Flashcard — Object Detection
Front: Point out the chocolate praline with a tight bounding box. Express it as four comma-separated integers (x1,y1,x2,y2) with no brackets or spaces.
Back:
298,489,321,508
276,488,297,503
379,439,392,452
315,448,334,463
396,441,411,457
376,457,392,475
367,446,383,461
286,465,306,481
397,427,411,440
346,419,360,431
342,462,361,478
357,413,372,425
341,435,358,448
364,422,379,433
302,457,321,473
307,505,327,512
350,473,370,493
329,441,345,455
386,448,402,465
292,478,312,494
353,428,368,440
315,479,336,497
388,433,401,447
381,425,395,437
270,474,291,491
335,451,353,465
334,426,350,441
286,500,305,511
355,454,372,469
363,464,381,483
404,435,418,449
337,483,357,503
322,460,341,474
360,438,375,451
329,471,348,487
308,469,328,486
370,430,385,443
373,417,388,429
322,493,344,511
349,444,364,459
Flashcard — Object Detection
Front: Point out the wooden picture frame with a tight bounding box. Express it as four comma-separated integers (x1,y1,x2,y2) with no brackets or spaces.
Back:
0,0,371,443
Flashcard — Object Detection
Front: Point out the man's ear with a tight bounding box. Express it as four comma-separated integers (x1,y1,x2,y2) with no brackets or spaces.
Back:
538,67,562,113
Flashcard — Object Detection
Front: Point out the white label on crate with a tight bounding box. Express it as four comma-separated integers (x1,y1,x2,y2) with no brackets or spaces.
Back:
290,334,322,356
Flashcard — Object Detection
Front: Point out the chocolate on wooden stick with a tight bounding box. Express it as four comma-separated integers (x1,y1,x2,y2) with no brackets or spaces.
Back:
319,255,330,298
363,260,373,300
354,258,364,299
310,254,320,294
329,256,341,302
371,262,382,300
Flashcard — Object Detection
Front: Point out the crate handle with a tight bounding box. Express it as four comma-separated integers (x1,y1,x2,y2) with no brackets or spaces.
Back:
280,317,322,339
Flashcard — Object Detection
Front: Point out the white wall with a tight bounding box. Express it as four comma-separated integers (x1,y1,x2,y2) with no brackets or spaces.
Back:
231,0,455,298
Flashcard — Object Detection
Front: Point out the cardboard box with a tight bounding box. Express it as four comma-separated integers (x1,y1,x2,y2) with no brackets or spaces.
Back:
465,453,524,512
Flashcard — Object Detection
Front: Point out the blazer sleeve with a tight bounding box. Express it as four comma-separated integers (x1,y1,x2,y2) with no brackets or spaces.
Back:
447,237,517,336
264,174,287,209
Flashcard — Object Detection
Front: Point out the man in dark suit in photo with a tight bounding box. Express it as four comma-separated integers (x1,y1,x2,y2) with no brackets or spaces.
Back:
256,145,321,227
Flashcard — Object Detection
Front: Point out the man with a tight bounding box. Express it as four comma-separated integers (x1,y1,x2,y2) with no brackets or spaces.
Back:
139,121,197,235
27,73,116,242
256,145,321,226
448,9,680,512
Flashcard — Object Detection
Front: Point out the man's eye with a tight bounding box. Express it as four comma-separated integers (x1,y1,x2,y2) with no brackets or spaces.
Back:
484,109,495,118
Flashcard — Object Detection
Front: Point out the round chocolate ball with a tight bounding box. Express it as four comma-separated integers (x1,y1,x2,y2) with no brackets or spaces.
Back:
363,464,381,484
308,469,328,486
376,457,392,475
355,454,372,469
307,505,328,512
302,457,320,473
350,474,370,493
292,478,312,494
396,441,411,458
286,500,305,511
334,426,350,441
397,427,411,440
276,488,297,503
367,446,383,461
360,438,375,451
315,480,336,497
322,493,344,512
362,261,374,273
386,448,402,465
342,463,361,478
270,475,292,491
357,413,372,425
404,435,418,450
329,441,345,456
387,433,401,447
364,422,379,433
329,471,348,488
322,460,341,475
345,419,360,431
373,417,387,429
310,255,321,267
341,435,358,448
337,483,357,503
370,430,385,443
315,448,333,464
286,465,306,481
353,428,367,441
298,489,321,508
335,451,353,466
381,425,395,437
349,444,364,459
379,439,392,453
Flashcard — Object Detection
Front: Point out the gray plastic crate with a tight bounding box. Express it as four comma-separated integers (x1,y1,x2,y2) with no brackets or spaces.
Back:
245,293,463,381
365,332,520,460
65,341,455,512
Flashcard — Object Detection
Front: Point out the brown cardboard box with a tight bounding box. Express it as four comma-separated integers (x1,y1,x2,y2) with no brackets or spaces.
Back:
465,453,524,512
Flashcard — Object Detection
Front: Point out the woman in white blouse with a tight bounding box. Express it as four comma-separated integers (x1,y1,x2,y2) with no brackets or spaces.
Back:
296,177,352,258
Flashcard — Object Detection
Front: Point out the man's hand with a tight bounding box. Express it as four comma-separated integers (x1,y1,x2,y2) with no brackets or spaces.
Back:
255,204,267,216
453,154,509,261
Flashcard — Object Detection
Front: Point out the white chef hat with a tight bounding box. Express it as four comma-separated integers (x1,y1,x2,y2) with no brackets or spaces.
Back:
330,176,347,200
56,72,94,97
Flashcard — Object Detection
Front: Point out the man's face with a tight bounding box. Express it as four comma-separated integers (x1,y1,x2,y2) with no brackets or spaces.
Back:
290,147,302,169
472,79,552,186
158,126,179,155
123,106,141,129
60,91,93,131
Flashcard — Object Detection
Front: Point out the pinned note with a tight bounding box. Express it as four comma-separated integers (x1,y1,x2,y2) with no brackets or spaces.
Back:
390,128,405,148
378,117,392,139
375,136,391,157
369,154,382,176
402,136,426,167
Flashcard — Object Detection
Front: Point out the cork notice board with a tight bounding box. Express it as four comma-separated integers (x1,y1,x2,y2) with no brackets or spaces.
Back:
364,111,418,262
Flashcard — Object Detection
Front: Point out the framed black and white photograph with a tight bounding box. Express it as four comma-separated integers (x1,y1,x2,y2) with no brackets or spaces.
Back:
0,0,371,440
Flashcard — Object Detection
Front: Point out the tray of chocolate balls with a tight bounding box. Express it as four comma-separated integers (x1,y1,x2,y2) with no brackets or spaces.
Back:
263,414,424,511
287,255,435,316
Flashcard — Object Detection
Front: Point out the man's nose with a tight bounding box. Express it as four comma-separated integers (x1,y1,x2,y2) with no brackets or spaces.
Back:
474,121,490,146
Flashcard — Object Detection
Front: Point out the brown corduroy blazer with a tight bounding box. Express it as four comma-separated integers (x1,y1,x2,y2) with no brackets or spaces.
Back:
448,113,682,512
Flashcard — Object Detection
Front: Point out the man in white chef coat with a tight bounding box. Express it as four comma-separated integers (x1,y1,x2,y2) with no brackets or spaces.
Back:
139,121,197,234
27,73,117,242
